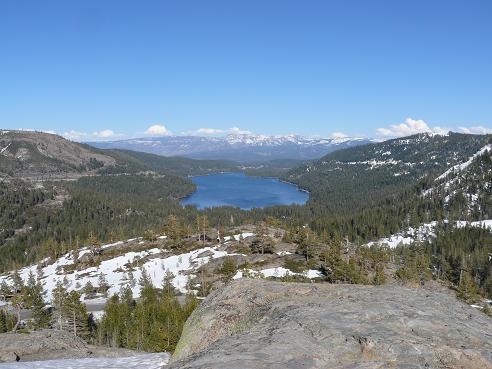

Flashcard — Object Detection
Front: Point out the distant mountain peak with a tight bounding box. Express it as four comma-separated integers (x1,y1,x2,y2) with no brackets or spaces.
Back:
88,134,373,162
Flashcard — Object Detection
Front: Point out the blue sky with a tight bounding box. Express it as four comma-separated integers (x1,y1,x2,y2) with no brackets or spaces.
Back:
1,0,491,140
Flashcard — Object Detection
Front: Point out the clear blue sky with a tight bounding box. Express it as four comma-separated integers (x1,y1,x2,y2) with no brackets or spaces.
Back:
1,0,491,140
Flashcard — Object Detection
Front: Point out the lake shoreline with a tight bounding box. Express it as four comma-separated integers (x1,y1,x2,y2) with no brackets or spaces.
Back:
181,172,309,210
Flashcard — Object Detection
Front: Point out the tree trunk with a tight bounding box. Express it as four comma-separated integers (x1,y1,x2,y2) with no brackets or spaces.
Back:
13,304,21,333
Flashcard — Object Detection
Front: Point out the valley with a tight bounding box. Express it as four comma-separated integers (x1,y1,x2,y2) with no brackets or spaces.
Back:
1,130,492,368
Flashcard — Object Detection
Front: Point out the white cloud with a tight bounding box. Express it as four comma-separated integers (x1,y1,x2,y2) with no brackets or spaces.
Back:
228,127,252,135
376,118,450,137
61,129,123,141
331,132,348,139
93,129,118,138
458,126,492,135
62,130,89,141
145,124,172,136
16,128,35,132
196,128,224,135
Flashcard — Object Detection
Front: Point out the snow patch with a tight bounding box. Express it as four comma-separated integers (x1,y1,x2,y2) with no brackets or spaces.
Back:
0,353,170,369
233,267,321,280
436,144,492,181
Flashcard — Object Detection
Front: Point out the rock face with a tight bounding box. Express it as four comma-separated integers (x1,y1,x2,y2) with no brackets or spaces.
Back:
0,329,136,362
170,279,492,369
0,329,89,362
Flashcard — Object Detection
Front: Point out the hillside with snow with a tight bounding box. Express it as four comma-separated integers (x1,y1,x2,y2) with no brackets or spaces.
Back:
422,142,492,218
365,219,492,248
0,230,322,314
285,132,491,214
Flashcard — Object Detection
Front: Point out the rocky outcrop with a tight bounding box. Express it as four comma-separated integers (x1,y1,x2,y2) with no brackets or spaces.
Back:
170,279,492,369
0,329,135,362
0,329,89,362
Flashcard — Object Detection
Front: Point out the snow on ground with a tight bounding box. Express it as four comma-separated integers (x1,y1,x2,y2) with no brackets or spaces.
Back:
233,266,322,280
0,142,11,155
0,352,170,369
0,238,238,302
223,232,255,242
366,219,492,248
436,144,492,181
456,219,492,230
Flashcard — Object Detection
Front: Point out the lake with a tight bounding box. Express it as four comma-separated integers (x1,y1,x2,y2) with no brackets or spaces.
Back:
181,172,308,210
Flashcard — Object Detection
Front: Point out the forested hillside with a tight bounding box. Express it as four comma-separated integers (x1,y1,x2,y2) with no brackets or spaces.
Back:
105,149,238,176
282,133,492,240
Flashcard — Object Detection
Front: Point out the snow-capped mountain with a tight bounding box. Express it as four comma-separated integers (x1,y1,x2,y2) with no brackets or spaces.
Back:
88,134,372,162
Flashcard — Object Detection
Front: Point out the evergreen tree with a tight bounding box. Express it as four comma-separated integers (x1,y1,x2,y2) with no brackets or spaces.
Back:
161,270,176,296
52,280,68,330
143,229,157,242
128,270,136,288
31,282,50,329
196,215,209,245
11,269,24,292
251,222,275,254
457,270,480,303
64,290,90,338
82,280,95,299
218,257,237,282
163,215,183,241
87,231,101,257
373,264,387,285
0,310,7,333
0,280,12,296
98,273,110,297
138,267,152,289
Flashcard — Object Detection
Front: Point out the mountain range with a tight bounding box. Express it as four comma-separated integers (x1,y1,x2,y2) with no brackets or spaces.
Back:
87,134,373,162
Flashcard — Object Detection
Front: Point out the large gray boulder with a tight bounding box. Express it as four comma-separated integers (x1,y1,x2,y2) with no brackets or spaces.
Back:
0,329,137,362
170,279,492,369
0,329,89,362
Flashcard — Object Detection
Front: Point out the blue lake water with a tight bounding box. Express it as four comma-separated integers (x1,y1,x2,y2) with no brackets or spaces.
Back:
181,172,308,210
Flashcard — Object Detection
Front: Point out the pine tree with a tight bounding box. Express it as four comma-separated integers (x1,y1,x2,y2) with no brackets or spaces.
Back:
0,280,12,296
11,292,23,332
82,280,95,299
24,270,37,307
31,281,50,329
98,273,110,297
143,229,157,242
373,264,387,285
295,226,317,262
0,310,7,333
87,231,101,257
52,280,68,330
64,290,89,338
128,270,136,289
163,215,182,241
138,267,152,289
161,270,176,296
457,270,479,303
251,222,274,254
11,269,24,292
197,215,209,245
218,257,237,282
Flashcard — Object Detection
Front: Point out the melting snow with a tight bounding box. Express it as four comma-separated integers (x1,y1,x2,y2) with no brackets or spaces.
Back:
366,220,492,248
0,352,170,369
0,241,238,302
233,267,321,280
436,144,492,181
